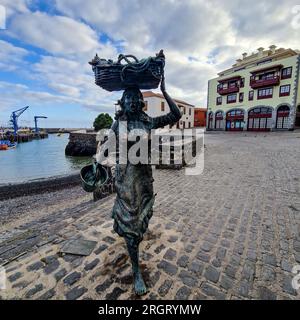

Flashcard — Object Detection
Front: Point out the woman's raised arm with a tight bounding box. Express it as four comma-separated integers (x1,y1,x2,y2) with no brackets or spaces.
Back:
151,74,182,129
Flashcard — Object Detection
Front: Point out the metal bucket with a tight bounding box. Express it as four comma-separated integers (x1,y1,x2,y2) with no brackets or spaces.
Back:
80,163,108,193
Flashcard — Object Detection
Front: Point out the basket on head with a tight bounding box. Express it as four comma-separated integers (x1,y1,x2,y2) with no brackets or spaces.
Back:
89,50,165,92
80,163,108,192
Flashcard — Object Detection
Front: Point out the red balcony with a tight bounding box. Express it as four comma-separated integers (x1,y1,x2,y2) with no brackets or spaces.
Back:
217,85,239,95
250,75,280,89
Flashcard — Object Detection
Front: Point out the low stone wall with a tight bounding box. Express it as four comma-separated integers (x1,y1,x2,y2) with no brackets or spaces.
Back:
65,131,97,156
0,173,81,201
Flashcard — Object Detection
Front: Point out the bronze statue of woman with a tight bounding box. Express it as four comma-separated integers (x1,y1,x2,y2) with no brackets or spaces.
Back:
97,75,182,295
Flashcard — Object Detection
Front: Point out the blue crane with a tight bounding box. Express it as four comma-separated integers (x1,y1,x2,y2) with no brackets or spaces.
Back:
10,106,29,136
34,116,48,133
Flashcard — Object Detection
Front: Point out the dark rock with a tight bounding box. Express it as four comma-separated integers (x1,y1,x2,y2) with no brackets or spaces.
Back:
12,281,30,289
54,268,67,281
102,236,116,244
196,251,210,263
220,275,234,290
71,257,84,268
158,279,173,297
177,255,189,268
225,265,237,279
84,258,100,271
257,287,277,300
201,241,214,252
25,284,44,298
94,244,108,255
96,278,114,293
200,282,226,300
163,248,177,261
65,132,97,156
38,289,56,300
41,255,58,265
154,244,166,254
105,287,126,300
184,244,194,253
27,261,44,271
282,275,297,296
188,260,204,275
44,260,60,274
178,270,198,287
63,271,81,286
148,271,161,288
238,280,251,298
175,286,191,300
157,260,178,276
204,266,220,283
66,286,88,300
263,254,277,267
168,235,178,243
216,247,226,260
8,272,22,282
211,259,221,268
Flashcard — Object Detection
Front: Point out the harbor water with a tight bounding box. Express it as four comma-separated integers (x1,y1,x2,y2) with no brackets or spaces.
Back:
0,134,92,184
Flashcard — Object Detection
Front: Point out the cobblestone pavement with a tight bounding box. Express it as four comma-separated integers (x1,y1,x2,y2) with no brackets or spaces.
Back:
1,131,300,300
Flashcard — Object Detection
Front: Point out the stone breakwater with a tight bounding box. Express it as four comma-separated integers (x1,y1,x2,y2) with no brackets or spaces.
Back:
65,131,97,156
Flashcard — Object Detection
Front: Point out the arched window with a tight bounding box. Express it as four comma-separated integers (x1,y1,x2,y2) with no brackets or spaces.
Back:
208,112,213,129
248,107,272,131
215,111,224,130
276,105,290,129
226,109,244,131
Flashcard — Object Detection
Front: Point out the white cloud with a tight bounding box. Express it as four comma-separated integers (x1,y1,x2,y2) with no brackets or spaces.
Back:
9,11,100,54
0,40,30,71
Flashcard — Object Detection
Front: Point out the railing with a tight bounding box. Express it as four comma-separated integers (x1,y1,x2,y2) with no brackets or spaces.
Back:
217,85,239,95
250,75,280,88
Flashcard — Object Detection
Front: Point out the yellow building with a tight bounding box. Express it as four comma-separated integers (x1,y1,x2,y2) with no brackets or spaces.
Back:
207,46,300,131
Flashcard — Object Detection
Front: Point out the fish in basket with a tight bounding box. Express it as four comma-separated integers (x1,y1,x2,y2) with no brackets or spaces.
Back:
89,50,165,92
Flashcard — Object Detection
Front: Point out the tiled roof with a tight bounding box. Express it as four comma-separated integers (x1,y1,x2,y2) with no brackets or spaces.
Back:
142,91,195,107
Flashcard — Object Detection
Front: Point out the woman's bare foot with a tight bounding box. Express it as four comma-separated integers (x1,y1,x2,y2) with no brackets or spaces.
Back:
134,272,148,296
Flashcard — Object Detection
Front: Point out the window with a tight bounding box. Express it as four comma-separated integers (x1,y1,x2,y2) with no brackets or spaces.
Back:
259,72,275,80
189,108,191,116
229,81,237,88
279,84,291,97
249,90,254,101
240,78,245,88
258,87,273,99
281,67,292,79
183,107,186,114
216,97,222,105
161,101,165,112
143,100,148,111
227,94,237,103
239,92,244,102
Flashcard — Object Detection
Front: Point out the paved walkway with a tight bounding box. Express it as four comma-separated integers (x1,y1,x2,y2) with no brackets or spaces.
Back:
1,132,300,300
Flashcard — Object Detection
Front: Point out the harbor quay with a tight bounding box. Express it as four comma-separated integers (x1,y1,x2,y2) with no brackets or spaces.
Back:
0,131,299,300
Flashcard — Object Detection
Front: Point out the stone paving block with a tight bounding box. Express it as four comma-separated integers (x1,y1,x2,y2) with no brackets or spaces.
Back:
63,271,81,286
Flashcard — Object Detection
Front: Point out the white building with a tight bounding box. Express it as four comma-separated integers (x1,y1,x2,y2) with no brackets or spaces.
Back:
142,91,195,129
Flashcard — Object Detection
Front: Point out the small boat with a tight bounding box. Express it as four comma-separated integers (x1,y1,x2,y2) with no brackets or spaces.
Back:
0,140,17,150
